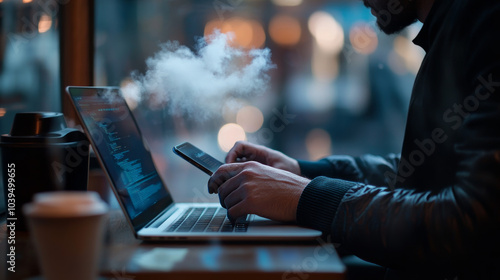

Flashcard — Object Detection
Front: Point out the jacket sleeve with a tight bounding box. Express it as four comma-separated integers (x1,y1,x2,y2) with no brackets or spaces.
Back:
298,153,400,186
296,76,500,273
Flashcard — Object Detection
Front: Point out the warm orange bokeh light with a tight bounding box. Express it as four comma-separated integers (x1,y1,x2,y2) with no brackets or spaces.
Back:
349,22,378,55
204,17,266,49
249,20,266,49
236,105,264,133
269,14,302,47
38,14,52,33
305,128,332,161
205,20,223,38
223,18,253,48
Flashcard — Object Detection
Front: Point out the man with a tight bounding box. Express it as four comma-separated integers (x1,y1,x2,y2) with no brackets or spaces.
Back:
208,0,500,278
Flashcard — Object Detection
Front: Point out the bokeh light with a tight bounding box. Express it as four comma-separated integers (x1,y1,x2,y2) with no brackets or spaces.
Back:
236,105,264,133
218,123,247,152
349,22,378,55
249,20,266,49
204,17,266,49
224,18,253,48
38,14,52,33
269,14,302,47
272,0,303,6
388,51,407,76
308,11,344,54
393,35,425,74
205,19,222,37
120,78,140,110
305,128,332,161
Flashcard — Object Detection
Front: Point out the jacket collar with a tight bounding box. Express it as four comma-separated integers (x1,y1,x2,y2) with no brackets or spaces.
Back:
412,0,450,52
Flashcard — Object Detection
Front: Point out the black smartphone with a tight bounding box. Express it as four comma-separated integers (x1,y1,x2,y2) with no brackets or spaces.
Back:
173,142,223,176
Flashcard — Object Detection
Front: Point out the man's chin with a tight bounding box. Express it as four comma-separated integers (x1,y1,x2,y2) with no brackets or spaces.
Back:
370,1,419,35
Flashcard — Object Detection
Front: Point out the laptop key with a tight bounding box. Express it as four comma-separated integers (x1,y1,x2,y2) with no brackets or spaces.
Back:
204,209,226,232
234,223,248,232
234,215,249,232
176,209,204,232
190,208,217,232
220,220,234,232
191,225,209,232
165,208,193,232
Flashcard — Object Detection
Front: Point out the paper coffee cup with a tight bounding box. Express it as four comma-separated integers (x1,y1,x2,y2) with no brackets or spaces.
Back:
23,191,108,280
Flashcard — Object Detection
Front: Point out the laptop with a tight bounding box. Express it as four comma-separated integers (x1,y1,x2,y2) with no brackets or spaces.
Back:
66,86,322,241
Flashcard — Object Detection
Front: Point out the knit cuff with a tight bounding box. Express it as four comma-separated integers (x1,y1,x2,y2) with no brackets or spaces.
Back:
296,176,355,233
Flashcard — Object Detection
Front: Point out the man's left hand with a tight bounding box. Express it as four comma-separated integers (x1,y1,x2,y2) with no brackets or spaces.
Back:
208,161,311,222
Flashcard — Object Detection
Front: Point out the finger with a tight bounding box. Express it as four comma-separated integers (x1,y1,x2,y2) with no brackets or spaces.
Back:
226,200,251,223
216,174,246,208
225,141,243,163
219,179,247,209
207,163,244,194
225,141,252,163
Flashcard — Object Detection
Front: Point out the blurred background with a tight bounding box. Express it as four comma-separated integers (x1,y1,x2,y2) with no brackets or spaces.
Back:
0,0,424,203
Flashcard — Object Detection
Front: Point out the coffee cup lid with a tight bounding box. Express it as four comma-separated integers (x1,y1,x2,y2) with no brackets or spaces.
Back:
23,191,108,218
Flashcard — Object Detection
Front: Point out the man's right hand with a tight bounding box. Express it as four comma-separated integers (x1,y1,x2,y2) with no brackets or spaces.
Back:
225,141,301,175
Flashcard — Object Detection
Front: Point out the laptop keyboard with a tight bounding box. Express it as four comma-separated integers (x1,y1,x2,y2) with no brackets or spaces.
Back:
165,207,248,233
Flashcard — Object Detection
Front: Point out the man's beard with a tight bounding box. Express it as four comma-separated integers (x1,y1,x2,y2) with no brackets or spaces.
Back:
366,0,418,34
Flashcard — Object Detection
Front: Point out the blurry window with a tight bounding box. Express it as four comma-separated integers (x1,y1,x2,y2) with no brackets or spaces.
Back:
94,0,423,201
0,0,60,134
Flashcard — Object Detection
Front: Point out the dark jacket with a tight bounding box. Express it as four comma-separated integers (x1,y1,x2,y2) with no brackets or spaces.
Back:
296,0,500,278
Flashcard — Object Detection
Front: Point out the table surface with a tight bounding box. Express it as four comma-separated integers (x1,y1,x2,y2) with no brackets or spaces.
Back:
1,209,345,280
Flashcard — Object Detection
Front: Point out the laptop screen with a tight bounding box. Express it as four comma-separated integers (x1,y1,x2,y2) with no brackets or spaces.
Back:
67,87,173,231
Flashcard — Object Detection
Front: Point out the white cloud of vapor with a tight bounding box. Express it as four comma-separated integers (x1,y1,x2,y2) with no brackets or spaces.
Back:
122,31,275,120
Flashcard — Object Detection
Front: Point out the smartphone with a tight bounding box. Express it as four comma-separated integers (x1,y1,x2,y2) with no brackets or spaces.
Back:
173,142,223,176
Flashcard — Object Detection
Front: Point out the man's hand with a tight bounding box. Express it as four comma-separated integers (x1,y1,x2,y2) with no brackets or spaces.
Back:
208,161,311,222
225,141,301,175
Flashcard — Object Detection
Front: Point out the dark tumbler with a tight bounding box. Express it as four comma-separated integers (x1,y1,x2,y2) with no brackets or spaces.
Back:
0,112,89,230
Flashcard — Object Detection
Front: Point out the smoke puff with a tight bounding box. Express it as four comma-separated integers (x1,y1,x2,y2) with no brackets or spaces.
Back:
123,31,275,120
